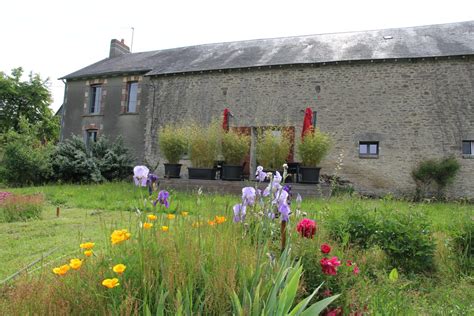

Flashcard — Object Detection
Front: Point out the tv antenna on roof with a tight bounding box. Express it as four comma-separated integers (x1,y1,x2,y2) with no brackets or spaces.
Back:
130,27,135,52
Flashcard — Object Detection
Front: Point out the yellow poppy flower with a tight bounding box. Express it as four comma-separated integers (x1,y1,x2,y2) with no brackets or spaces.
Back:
161,226,169,232
84,250,93,257
53,264,70,276
143,222,153,229
166,214,176,220
80,242,95,250
181,211,189,217
69,258,83,270
215,216,227,224
112,264,126,275
102,278,120,289
147,214,158,221
111,229,131,245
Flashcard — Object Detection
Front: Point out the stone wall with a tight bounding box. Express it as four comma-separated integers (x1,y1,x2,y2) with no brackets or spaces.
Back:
146,57,474,198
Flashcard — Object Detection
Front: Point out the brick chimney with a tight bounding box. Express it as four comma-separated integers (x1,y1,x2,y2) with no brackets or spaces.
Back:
109,39,130,58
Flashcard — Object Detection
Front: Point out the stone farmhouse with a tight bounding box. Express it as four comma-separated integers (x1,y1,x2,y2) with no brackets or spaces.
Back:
60,21,474,198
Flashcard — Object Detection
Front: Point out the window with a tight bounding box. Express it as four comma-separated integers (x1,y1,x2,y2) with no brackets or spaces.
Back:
359,141,379,157
127,82,138,112
90,85,102,114
86,130,97,148
462,140,474,155
312,111,317,128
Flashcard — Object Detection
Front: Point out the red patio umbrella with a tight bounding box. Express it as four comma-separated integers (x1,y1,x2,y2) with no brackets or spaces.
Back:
302,107,313,138
222,108,231,132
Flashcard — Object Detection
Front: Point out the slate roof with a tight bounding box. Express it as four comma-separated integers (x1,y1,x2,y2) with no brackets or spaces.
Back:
62,21,474,80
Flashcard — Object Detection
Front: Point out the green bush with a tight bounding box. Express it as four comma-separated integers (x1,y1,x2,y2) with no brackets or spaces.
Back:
326,205,379,249
188,121,220,168
0,134,53,187
52,135,133,183
412,157,460,199
256,129,291,170
297,129,331,167
375,210,436,273
326,206,436,273
221,130,250,165
0,193,44,222
158,124,187,164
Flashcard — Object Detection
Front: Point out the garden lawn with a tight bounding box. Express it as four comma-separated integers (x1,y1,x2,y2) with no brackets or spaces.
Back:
0,207,131,280
0,182,472,314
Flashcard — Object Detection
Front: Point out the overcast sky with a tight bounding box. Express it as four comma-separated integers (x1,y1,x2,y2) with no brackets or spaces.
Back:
1,0,473,112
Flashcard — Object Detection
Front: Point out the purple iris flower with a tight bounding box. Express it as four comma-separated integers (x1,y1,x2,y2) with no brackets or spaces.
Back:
273,171,282,184
147,173,159,195
283,185,292,205
242,187,256,206
255,166,267,182
133,165,149,187
154,190,169,208
273,190,291,222
233,203,246,222
263,174,282,197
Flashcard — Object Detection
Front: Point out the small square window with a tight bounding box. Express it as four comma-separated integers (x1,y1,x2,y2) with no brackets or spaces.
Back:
90,85,102,114
462,140,474,155
127,82,138,113
359,141,379,158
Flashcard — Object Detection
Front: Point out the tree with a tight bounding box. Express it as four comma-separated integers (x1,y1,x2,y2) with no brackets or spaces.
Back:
0,67,59,142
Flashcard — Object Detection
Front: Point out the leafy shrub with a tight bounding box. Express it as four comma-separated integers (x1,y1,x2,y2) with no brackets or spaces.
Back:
412,157,460,199
326,206,436,273
374,210,436,273
52,135,133,183
0,193,44,222
256,129,291,170
297,129,332,167
221,130,250,165
0,131,53,186
326,205,379,249
188,121,221,168
158,124,187,163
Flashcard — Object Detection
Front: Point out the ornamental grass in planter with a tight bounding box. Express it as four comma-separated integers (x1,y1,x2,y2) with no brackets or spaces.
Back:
158,124,188,178
187,121,221,179
297,129,331,183
256,129,291,171
221,130,250,180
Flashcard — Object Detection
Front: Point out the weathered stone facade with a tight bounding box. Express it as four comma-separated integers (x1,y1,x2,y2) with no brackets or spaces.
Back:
144,57,474,198
60,22,474,198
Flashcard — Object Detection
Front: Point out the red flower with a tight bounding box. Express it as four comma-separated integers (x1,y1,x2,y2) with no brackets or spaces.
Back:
326,306,343,316
296,218,317,238
320,256,341,275
321,243,331,254
323,289,332,297
353,265,360,275
346,260,353,266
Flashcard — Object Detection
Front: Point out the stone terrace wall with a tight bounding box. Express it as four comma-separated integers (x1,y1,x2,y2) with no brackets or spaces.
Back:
145,57,474,198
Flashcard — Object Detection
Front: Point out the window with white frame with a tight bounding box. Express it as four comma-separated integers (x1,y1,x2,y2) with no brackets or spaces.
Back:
126,82,138,113
90,85,102,114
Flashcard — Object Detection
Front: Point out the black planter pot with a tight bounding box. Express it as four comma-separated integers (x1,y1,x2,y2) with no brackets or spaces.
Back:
164,163,182,178
188,167,217,180
299,167,321,184
221,165,243,181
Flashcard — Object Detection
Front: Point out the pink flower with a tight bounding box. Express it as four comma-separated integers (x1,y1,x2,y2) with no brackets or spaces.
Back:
353,265,360,275
320,256,341,275
296,218,317,238
321,243,331,254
